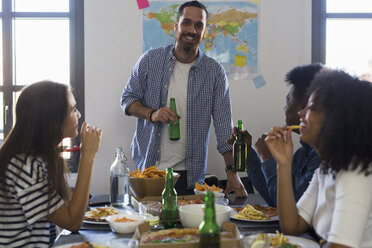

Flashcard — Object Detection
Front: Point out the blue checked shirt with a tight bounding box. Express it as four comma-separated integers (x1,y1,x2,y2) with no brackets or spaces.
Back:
121,45,233,188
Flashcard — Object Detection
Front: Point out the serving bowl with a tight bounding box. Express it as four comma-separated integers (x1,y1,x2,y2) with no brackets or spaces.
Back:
129,172,180,198
178,204,231,228
193,190,226,204
106,213,145,234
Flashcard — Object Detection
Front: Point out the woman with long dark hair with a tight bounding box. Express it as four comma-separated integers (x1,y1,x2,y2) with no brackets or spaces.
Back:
0,81,102,247
265,69,372,248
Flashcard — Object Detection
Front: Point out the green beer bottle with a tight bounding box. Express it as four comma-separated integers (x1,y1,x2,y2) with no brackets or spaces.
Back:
161,168,178,228
233,120,247,172
169,98,180,140
199,191,220,248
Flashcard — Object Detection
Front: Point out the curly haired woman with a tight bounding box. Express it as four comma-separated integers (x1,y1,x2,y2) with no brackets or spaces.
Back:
265,69,372,248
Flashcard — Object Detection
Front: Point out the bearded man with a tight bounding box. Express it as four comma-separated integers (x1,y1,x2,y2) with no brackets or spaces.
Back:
121,1,247,197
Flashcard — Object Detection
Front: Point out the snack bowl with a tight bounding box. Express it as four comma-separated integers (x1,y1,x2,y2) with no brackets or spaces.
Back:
193,190,226,204
178,204,231,228
130,172,180,198
106,213,145,234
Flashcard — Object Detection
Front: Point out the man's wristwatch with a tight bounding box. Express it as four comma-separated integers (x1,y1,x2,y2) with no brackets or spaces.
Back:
225,165,235,172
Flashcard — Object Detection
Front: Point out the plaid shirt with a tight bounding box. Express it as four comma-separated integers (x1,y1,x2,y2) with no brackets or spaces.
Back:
121,45,233,188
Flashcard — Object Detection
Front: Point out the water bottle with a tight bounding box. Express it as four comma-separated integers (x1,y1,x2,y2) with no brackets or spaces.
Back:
110,147,130,207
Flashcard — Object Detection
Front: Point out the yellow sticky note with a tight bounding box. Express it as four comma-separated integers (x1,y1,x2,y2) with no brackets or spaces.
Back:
234,55,247,67
249,0,261,6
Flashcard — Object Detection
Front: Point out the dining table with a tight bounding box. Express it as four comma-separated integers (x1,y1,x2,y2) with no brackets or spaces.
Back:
53,193,281,247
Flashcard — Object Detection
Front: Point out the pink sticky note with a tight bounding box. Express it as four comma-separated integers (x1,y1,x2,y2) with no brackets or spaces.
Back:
137,0,149,10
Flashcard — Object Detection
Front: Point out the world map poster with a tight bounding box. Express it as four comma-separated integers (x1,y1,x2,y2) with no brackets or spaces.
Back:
143,1,259,74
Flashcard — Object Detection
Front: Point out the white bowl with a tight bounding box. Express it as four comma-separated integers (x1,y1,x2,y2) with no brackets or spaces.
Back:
178,204,231,228
106,213,145,234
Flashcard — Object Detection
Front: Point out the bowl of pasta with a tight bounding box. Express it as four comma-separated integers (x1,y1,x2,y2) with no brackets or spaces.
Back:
129,166,180,198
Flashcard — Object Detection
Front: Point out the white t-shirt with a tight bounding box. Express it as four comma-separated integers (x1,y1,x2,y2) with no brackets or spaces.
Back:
297,166,372,247
157,60,196,170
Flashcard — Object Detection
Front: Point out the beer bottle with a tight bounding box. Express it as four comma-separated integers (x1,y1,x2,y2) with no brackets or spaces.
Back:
233,120,247,171
169,98,180,140
161,168,178,228
199,191,220,248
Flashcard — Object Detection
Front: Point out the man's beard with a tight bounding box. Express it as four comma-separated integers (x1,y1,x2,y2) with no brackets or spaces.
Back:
178,32,199,53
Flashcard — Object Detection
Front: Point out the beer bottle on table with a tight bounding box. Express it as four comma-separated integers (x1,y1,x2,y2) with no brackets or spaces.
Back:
199,191,220,248
233,120,247,172
169,98,180,140
161,168,178,228
110,147,130,207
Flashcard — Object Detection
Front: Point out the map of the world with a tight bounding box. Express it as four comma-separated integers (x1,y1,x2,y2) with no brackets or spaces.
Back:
143,1,258,73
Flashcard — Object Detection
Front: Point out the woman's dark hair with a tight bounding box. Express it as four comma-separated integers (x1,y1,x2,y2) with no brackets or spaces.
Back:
177,1,209,20
0,81,71,201
308,69,372,175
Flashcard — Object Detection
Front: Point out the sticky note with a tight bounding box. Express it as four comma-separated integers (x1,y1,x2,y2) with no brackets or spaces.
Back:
252,74,266,89
249,0,261,6
234,54,246,67
137,0,149,10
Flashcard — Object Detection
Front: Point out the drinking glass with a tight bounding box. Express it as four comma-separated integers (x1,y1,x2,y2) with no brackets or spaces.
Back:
139,201,161,227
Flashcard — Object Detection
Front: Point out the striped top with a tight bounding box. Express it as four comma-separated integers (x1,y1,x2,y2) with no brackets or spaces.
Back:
0,154,64,248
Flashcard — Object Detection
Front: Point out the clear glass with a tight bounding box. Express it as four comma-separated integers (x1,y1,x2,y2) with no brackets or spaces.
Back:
14,0,69,12
14,19,70,85
139,201,161,227
327,0,372,13
326,19,372,76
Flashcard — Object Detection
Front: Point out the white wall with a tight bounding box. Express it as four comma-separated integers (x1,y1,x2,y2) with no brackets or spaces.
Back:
84,0,312,194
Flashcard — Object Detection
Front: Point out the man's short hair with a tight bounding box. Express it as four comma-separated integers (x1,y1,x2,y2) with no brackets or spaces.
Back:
285,63,323,100
177,1,209,21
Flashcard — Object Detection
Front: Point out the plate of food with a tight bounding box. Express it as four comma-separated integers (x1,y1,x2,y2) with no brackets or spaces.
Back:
230,204,279,222
83,205,120,225
243,231,319,248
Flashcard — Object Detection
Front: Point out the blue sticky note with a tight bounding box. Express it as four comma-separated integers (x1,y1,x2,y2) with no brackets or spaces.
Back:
252,74,266,89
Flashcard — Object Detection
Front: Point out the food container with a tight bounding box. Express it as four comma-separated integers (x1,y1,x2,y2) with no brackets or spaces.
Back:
178,204,231,228
106,213,145,234
130,172,180,199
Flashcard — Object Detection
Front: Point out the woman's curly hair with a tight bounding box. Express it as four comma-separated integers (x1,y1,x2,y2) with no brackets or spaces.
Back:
308,69,372,176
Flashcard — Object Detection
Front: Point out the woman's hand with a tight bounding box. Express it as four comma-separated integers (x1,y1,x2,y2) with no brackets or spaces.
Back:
264,126,293,167
80,122,102,161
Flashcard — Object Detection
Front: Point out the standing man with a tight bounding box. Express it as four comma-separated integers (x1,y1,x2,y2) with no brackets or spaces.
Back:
229,64,323,206
121,1,247,197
